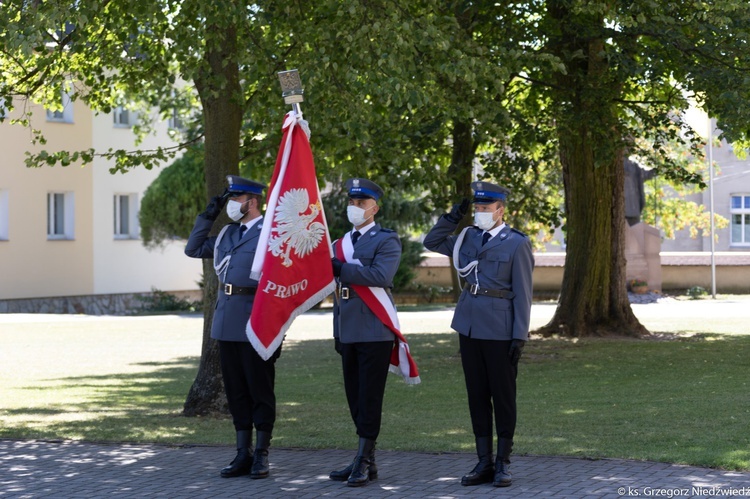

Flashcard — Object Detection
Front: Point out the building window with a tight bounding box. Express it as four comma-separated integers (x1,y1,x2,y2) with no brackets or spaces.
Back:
0,190,8,240
114,193,139,239
730,195,750,246
47,192,75,239
168,108,184,131
113,106,131,127
46,88,74,123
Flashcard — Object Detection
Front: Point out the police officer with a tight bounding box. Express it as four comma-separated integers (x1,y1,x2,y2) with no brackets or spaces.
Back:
185,175,278,480
423,181,534,488
328,178,402,487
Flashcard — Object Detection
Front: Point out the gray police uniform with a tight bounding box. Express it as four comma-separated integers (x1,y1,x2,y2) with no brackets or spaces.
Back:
423,185,534,445
185,217,263,341
333,224,400,344
423,220,534,342
184,176,279,438
333,178,401,443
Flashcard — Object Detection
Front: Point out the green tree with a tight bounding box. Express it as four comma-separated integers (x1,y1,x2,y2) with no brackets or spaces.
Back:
6,0,749,402
636,136,729,241
295,2,563,298
139,146,206,248
528,0,750,337
1,0,299,416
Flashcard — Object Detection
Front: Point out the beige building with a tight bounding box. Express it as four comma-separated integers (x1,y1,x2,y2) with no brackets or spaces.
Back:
0,94,202,312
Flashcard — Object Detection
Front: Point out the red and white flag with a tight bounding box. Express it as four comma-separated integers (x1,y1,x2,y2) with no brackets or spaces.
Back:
334,235,421,385
248,112,335,360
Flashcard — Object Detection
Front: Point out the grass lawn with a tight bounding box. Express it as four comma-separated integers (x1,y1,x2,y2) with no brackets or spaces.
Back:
1,313,748,471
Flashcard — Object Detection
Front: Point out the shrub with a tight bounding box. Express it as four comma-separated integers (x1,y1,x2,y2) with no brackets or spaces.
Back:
687,286,708,300
136,288,201,313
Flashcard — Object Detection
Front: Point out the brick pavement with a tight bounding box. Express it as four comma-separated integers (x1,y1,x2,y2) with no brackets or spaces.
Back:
2,439,749,498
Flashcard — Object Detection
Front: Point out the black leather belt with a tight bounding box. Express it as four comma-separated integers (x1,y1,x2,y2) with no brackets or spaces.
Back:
464,283,515,299
338,284,351,300
223,283,256,296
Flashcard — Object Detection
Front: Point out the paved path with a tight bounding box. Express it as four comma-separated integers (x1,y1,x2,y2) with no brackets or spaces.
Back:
2,439,749,498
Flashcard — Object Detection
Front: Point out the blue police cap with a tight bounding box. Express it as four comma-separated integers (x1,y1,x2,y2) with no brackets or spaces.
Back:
471,181,510,204
226,175,266,195
345,178,383,200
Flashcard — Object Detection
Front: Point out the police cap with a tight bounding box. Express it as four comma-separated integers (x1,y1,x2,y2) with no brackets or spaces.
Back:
345,178,384,201
226,175,266,196
471,181,510,204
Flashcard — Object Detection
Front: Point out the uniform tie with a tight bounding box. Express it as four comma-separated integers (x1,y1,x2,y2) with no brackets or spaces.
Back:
239,224,247,238
482,231,491,246
352,231,361,245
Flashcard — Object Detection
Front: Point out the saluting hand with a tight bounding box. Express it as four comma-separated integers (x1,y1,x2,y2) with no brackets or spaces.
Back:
201,192,229,221
445,198,471,224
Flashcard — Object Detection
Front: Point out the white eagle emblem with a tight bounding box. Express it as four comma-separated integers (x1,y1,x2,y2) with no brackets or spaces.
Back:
268,188,326,267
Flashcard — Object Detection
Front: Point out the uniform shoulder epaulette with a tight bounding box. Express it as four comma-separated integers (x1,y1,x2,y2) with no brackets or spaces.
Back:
379,228,396,233
511,227,528,238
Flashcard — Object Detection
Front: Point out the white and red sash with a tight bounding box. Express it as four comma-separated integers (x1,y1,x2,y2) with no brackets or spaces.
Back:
334,233,421,385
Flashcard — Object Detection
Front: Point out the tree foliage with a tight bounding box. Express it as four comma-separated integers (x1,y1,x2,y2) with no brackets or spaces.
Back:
525,0,750,337
636,136,729,240
139,145,206,248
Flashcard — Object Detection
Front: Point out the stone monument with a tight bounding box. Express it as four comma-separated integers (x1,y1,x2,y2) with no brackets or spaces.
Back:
623,158,662,292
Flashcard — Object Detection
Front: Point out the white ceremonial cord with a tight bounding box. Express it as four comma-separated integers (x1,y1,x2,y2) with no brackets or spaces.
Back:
452,226,480,288
213,225,232,282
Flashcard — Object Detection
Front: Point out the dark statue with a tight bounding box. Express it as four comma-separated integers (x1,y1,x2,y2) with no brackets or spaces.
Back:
623,158,657,226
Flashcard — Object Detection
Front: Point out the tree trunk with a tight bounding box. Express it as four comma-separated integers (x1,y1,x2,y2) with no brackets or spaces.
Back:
538,132,645,337
448,119,477,300
183,20,244,416
183,260,227,416
538,1,647,338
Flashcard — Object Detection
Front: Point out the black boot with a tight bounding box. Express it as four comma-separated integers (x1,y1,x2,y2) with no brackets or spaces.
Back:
461,436,494,486
220,430,253,478
347,437,376,487
250,430,271,479
329,440,378,482
493,438,513,487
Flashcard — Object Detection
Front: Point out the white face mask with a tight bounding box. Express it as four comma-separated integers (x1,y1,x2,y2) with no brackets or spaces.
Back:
347,205,373,227
226,199,248,221
474,208,501,231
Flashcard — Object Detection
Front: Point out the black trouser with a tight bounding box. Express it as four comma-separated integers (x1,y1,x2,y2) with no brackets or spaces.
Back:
340,341,393,440
218,340,281,433
459,335,517,439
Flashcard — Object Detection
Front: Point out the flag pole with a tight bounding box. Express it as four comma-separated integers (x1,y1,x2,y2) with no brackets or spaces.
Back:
276,69,334,261
246,70,336,359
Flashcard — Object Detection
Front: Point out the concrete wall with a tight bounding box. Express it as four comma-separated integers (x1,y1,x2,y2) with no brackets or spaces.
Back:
416,251,750,294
